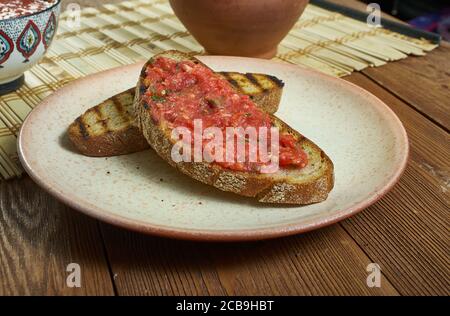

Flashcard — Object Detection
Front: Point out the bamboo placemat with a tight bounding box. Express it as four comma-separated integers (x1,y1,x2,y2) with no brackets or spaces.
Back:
0,0,438,180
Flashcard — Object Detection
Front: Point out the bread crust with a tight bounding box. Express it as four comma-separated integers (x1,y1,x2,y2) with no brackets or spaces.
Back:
68,122,149,157
135,51,334,204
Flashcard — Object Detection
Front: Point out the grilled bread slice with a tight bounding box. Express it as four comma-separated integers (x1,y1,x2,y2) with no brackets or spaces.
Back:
134,50,334,204
68,89,149,157
68,72,284,157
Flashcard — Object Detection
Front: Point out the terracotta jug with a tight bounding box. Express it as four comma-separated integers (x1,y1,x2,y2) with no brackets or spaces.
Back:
169,0,309,59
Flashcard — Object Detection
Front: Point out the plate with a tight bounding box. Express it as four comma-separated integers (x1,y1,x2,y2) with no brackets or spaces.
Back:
18,56,409,241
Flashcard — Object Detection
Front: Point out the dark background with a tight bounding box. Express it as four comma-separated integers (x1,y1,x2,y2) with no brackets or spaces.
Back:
361,0,448,19
360,0,450,39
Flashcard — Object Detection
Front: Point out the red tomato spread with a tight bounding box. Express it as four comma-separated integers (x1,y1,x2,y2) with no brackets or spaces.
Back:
144,57,307,172
0,0,57,20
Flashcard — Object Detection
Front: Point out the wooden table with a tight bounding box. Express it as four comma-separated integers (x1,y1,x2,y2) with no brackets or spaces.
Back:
0,1,448,296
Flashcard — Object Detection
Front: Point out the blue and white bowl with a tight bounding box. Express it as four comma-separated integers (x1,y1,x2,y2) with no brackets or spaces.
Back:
0,0,61,94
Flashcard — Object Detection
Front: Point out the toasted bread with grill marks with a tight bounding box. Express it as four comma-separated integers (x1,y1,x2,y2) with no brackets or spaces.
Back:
134,50,334,204
68,71,284,157
68,88,149,157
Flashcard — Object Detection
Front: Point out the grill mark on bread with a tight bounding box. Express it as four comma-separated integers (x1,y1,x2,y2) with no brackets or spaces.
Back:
223,72,264,97
221,72,240,89
237,73,261,94
76,117,90,139
111,95,131,123
245,73,267,92
266,75,285,88
93,106,103,119
93,106,109,131
111,95,125,114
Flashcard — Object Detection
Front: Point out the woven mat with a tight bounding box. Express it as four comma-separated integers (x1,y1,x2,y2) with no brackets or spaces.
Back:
0,0,438,180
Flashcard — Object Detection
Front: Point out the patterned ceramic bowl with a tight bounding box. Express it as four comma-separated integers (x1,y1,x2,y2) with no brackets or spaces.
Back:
0,0,61,94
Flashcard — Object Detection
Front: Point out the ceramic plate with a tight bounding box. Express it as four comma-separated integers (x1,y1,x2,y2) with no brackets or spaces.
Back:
18,56,409,241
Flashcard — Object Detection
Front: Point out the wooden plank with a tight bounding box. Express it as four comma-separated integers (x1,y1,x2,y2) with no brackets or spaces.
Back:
362,44,450,130
99,224,227,296
210,225,398,295
101,222,399,296
341,73,449,295
342,162,449,296
0,178,114,295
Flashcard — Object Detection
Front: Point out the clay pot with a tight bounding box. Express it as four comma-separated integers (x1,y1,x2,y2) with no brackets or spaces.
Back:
169,0,309,59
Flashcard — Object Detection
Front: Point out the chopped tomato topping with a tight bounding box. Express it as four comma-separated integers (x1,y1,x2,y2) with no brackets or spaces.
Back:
144,57,307,171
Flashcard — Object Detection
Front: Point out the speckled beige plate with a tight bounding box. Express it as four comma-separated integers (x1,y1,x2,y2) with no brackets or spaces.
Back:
18,56,408,241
